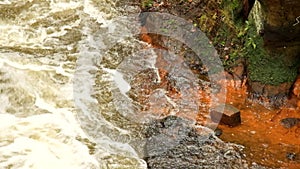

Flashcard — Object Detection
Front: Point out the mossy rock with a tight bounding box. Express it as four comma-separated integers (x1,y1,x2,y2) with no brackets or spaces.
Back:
244,20,299,86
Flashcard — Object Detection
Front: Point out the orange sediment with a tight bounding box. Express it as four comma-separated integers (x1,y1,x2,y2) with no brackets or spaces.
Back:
139,27,300,168
216,77,300,168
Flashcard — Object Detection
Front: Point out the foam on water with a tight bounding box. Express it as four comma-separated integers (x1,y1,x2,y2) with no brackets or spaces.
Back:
0,0,146,168
102,67,131,97
0,54,99,168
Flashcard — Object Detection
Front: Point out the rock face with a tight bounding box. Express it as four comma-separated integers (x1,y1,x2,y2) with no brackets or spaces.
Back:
292,76,300,107
143,116,248,169
245,0,300,102
293,76,300,98
258,0,300,46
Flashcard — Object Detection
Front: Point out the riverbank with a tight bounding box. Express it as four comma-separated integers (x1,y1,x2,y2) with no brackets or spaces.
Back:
135,0,300,168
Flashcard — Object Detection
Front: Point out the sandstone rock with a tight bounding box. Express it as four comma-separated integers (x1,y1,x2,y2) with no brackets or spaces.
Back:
248,81,292,98
248,81,264,94
263,82,292,97
232,59,245,80
210,104,241,127
258,0,300,46
128,68,178,109
293,76,300,98
247,81,292,108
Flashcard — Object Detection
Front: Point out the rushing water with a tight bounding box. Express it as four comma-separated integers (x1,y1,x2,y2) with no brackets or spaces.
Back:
0,0,148,168
0,0,231,168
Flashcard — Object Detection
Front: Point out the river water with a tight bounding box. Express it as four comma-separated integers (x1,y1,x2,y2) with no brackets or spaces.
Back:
0,0,149,168
0,0,241,168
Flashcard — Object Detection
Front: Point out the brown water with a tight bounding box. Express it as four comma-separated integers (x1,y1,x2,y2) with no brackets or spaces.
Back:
217,80,300,168
140,28,300,168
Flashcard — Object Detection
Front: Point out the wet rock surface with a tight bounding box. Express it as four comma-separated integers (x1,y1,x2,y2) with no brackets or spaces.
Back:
128,68,179,109
214,128,223,137
286,152,297,161
210,104,241,127
247,81,292,108
293,76,300,98
143,116,249,169
280,118,300,129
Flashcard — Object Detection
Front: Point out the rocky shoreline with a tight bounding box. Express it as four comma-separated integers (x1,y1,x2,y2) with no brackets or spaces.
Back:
131,0,300,168
143,116,271,169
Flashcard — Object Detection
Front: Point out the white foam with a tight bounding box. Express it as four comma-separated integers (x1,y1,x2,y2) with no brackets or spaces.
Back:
0,0,12,4
0,114,98,169
102,67,131,96
0,0,146,168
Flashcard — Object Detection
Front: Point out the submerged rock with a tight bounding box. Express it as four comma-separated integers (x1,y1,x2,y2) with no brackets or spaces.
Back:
214,128,223,137
280,118,300,129
286,152,297,161
143,115,248,169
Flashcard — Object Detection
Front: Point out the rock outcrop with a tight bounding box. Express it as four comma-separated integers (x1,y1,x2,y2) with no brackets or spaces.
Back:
244,0,300,104
143,116,248,168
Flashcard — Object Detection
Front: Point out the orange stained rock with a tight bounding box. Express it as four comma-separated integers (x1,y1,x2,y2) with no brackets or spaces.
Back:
140,27,152,44
140,27,169,50
293,76,300,98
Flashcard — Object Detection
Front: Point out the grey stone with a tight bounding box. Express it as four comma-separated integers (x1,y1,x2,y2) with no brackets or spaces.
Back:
143,116,248,169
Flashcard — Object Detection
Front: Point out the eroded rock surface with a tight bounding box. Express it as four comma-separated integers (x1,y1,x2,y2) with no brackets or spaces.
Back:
143,116,249,169
128,68,180,113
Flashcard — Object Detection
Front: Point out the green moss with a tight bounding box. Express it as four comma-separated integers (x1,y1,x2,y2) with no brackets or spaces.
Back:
222,0,244,23
142,0,154,8
213,23,244,71
244,20,298,85
199,1,246,71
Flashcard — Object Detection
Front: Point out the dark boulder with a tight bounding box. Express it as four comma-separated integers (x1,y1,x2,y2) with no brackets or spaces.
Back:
210,104,241,127
143,116,248,169
280,118,300,129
